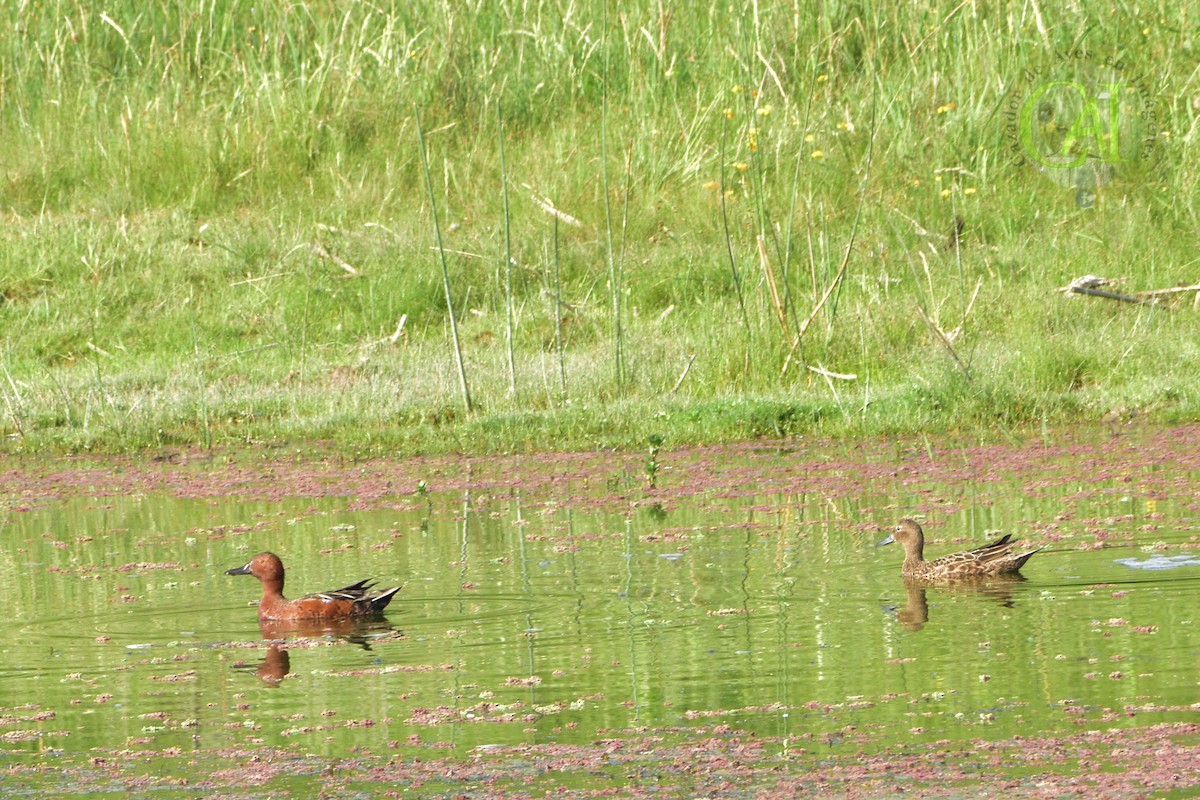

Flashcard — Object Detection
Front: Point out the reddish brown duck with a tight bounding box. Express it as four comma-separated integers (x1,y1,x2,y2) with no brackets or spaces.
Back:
877,519,1041,581
226,552,400,621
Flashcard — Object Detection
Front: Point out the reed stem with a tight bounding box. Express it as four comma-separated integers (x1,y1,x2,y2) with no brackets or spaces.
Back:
415,106,473,415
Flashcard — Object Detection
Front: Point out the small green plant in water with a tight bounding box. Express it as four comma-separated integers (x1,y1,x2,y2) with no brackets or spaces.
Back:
416,479,433,532
645,434,665,489
416,479,432,509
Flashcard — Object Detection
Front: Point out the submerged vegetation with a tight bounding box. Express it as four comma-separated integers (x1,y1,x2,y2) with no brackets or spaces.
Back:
0,2,1197,453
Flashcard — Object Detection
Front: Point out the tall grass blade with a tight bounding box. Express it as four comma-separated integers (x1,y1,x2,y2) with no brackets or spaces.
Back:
781,77,879,376
600,1,625,394
758,234,789,341
415,106,473,415
188,293,212,450
553,214,566,397
719,116,751,370
497,102,517,398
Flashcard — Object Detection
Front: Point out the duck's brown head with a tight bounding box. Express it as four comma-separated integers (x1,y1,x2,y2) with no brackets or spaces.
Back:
226,552,286,592
877,519,925,559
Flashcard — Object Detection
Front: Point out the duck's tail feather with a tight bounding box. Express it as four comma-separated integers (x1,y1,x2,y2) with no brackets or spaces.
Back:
369,585,402,612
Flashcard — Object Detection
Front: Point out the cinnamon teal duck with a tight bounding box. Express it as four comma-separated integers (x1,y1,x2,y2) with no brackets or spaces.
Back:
877,519,1041,581
226,552,401,621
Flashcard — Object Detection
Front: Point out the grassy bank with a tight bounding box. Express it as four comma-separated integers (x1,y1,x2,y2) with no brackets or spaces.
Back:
1,2,1197,454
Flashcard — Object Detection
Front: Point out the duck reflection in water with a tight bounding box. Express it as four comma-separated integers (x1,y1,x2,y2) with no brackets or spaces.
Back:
890,577,1026,632
234,617,401,685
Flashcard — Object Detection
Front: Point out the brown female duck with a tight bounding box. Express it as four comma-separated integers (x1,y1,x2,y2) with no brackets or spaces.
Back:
877,519,1041,581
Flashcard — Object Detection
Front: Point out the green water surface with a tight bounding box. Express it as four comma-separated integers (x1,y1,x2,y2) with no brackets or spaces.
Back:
2,431,1199,795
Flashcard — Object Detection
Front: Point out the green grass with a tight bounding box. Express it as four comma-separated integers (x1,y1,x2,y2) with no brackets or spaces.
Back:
1,1,1198,454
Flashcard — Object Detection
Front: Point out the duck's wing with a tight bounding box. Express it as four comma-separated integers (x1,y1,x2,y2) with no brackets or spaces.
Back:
305,580,401,610
974,534,1043,569
304,579,377,602
971,533,1014,555
957,533,1023,562
928,534,1042,576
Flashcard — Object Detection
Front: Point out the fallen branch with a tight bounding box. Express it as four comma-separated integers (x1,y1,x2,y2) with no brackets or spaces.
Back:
1060,275,1168,308
1139,282,1200,298
670,354,697,394
1073,285,1154,305
807,364,857,381
311,242,358,276
523,184,583,227
389,314,408,345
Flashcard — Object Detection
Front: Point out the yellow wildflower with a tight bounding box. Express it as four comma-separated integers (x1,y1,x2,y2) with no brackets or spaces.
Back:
804,133,815,143
757,104,773,117
811,150,825,159
964,187,977,195
703,180,720,191
734,162,749,173
724,108,734,120
940,188,951,198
